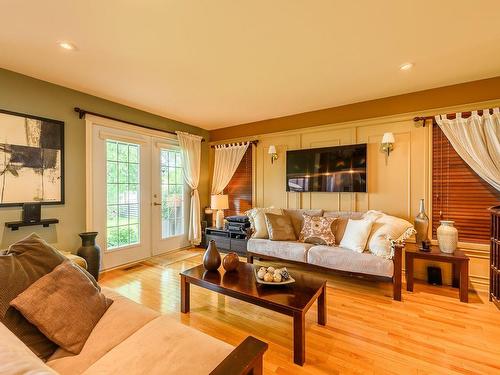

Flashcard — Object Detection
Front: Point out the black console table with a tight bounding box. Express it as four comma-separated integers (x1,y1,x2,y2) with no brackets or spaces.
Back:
205,227,248,257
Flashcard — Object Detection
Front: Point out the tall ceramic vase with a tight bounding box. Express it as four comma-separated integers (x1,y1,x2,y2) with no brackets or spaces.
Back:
414,199,430,246
77,232,101,280
203,240,221,271
437,221,458,254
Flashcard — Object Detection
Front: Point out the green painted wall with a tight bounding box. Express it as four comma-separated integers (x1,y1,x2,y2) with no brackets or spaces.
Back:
0,68,210,251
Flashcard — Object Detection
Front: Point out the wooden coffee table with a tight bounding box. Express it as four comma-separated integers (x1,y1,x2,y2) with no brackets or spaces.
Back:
180,263,327,366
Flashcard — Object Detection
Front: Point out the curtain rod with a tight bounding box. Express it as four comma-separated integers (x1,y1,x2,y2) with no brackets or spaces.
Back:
413,108,496,127
210,140,259,148
74,107,205,142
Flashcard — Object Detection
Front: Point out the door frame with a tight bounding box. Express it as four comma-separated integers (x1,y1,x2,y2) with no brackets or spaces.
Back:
85,115,185,268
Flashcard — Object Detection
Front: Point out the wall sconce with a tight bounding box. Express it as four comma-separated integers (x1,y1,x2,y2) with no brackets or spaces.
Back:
268,144,278,164
380,132,395,164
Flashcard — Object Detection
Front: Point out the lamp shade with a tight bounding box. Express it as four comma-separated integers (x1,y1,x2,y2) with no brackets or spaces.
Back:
268,144,277,154
381,132,395,144
211,194,229,210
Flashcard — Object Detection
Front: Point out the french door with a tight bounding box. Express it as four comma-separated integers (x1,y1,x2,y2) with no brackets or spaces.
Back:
151,142,190,255
88,119,188,270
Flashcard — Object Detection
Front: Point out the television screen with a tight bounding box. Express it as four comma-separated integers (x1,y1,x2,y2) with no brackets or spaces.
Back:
286,144,367,192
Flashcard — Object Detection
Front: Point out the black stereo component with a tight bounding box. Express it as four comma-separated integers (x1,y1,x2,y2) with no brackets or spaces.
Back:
22,203,41,223
427,266,442,286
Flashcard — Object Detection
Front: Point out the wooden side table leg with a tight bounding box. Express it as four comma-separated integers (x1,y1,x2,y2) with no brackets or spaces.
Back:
459,260,469,303
181,275,190,313
317,284,327,326
452,262,460,288
293,311,305,366
406,254,414,292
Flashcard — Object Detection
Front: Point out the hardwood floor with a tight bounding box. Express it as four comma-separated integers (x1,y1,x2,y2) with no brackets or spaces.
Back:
100,249,500,375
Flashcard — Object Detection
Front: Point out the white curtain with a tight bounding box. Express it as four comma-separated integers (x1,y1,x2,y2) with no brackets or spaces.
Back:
211,142,250,195
176,131,203,245
435,109,500,191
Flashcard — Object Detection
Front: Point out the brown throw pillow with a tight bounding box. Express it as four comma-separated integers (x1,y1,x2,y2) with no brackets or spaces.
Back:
10,261,113,355
0,233,99,360
264,213,297,241
299,215,337,246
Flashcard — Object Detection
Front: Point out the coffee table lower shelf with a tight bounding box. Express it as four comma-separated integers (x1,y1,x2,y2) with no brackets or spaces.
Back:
180,263,327,366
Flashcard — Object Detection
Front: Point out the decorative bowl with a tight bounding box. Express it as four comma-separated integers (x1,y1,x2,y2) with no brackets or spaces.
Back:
253,266,295,285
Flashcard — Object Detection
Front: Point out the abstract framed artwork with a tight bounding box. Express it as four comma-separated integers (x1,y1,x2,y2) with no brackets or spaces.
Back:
0,109,64,206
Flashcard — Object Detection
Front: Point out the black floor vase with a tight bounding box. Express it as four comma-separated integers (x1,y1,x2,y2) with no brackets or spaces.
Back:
77,232,101,281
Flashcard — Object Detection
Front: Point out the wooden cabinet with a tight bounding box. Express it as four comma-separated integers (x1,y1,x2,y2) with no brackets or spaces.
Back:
490,205,500,310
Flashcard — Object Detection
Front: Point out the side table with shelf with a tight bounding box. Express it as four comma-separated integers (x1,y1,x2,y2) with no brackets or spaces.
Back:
405,243,469,303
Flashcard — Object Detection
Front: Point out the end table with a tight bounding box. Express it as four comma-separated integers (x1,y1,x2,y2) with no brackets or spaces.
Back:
405,243,469,303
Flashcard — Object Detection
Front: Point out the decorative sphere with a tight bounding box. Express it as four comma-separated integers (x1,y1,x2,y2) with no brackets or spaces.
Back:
263,272,274,282
222,252,240,272
273,273,282,283
257,269,266,279
267,266,275,273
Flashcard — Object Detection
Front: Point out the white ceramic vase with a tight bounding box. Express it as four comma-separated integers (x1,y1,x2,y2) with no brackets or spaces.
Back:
437,220,458,253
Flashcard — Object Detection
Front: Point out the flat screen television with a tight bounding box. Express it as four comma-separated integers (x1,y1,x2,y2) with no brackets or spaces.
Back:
286,144,367,192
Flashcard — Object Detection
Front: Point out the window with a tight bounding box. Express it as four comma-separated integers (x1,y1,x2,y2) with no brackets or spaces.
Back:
224,146,253,217
161,148,184,238
432,124,500,244
106,140,140,249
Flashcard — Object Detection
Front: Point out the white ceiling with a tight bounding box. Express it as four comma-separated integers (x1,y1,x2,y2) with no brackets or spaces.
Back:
1,1,500,130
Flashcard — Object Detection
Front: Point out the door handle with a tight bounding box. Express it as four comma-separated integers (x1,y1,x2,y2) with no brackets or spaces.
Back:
153,202,162,206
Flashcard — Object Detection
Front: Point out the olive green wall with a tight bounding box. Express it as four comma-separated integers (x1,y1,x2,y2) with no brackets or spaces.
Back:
0,68,210,251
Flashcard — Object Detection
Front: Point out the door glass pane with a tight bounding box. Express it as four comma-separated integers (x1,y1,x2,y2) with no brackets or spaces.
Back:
160,148,184,238
106,140,140,249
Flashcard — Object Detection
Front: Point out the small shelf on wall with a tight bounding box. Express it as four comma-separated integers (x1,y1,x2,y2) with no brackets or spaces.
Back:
5,219,59,231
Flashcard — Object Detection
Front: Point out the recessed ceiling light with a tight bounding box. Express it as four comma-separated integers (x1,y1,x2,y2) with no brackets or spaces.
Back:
58,41,76,51
399,62,414,71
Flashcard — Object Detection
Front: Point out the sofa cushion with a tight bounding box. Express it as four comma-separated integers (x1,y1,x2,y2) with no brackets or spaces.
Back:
323,211,364,244
0,233,70,360
283,209,323,237
246,207,283,239
80,315,233,375
248,238,313,262
11,261,114,355
339,218,374,253
47,288,160,375
264,213,297,241
0,322,58,375
364,210,415,258
307,245,394,277
299,215,337,246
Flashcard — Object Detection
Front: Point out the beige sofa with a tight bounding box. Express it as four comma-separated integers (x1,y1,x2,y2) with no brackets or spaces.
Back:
1,288,267,375
247,209,405,300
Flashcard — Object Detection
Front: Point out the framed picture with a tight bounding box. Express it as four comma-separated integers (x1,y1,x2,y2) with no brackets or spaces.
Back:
0,109,64,207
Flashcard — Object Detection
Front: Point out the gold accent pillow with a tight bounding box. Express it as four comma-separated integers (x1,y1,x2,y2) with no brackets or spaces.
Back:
10,261,113,355
264,213,297,241
299,215,337,246
245,207,283,238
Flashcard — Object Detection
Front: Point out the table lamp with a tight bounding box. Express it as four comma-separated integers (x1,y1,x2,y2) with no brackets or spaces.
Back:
211,194,229,229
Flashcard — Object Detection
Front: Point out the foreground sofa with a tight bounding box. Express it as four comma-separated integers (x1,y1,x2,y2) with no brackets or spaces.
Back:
1,288,267,375
247,209,405,301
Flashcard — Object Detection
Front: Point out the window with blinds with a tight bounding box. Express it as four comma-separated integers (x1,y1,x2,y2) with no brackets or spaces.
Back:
432,124,500,244
223,146,253,217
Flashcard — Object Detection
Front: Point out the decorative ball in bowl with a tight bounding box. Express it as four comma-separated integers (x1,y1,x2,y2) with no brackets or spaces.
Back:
254,266,295,285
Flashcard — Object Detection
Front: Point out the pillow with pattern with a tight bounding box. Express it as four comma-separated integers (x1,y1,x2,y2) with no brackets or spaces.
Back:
299,215,337,246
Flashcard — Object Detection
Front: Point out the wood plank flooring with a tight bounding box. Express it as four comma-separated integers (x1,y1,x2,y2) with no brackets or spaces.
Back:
100,249,500,375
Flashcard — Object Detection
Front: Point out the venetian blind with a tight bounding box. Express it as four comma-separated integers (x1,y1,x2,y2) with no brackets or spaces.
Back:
224,146,253,217
432,124,500,244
